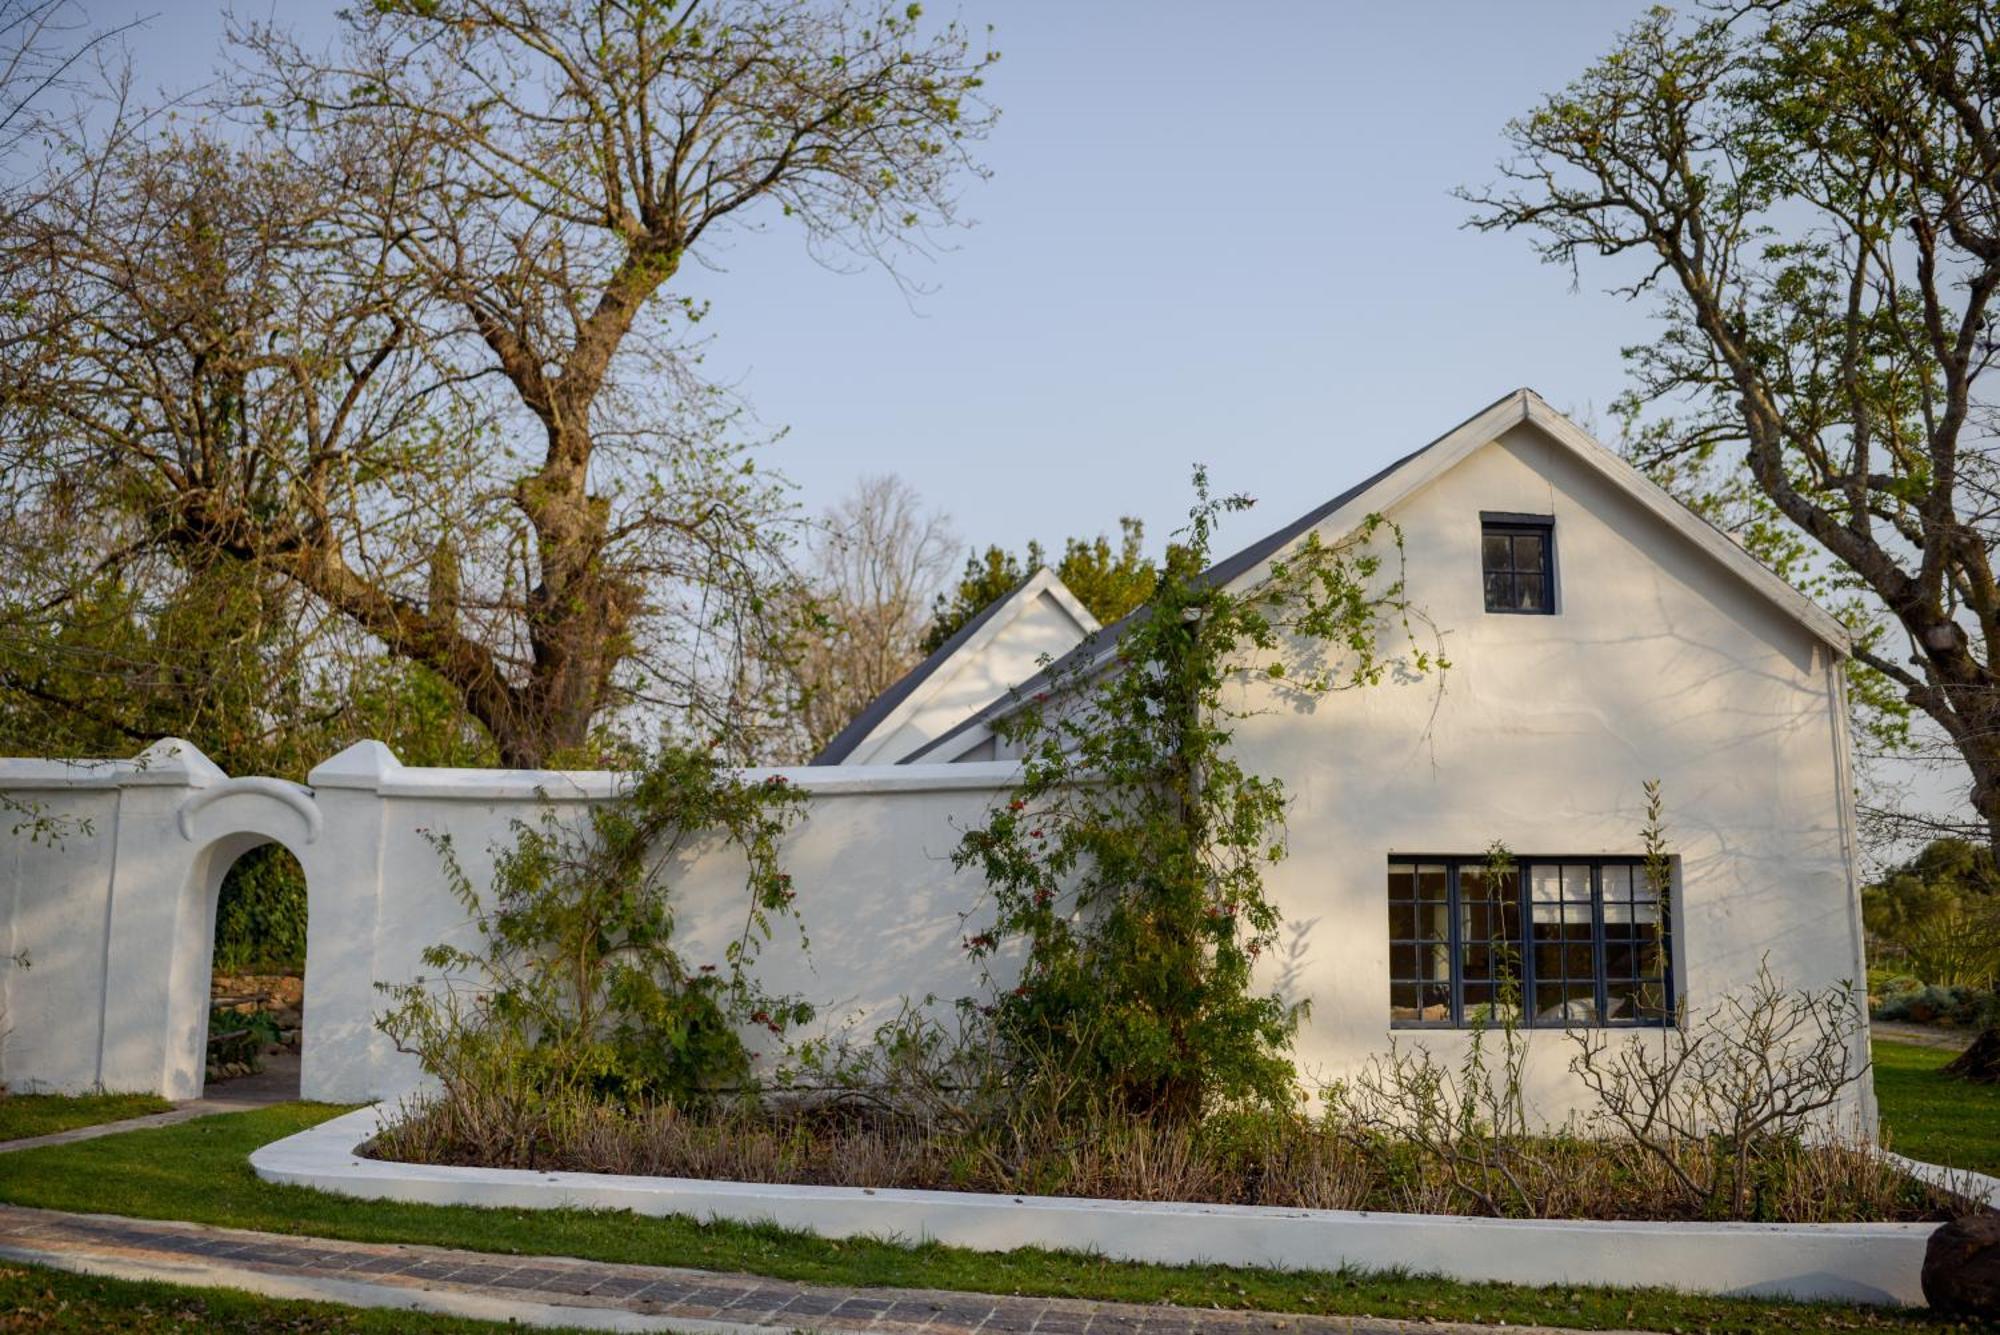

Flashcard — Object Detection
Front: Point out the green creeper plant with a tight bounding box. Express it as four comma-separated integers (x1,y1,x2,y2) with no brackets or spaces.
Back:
378,744,812,1109
954,471,1443,1124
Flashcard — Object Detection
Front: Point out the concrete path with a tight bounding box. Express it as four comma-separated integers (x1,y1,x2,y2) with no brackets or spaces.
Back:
1873,1021,1977,1052
0,1052,300,1155
0,1203,1647,1335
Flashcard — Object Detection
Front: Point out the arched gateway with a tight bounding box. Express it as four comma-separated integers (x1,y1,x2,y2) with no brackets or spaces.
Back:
0,738,400,1103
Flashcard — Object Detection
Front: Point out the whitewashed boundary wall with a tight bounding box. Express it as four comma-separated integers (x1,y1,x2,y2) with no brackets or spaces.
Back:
0,723,1874,1133
0,739,1014,1103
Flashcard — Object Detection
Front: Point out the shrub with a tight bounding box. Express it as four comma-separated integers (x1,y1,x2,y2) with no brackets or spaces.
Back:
1874,983,1989,1026
1861,838,2000,989
368,1073,1958,1224
1567,964,1870,1217
213,844,306,973
377,744,811,1112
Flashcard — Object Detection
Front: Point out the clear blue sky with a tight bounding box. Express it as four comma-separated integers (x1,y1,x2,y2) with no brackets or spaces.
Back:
93,1,1658,559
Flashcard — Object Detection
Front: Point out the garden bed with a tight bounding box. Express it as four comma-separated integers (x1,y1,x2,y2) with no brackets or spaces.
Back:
256,1106,2000,1307
357,1092,1965,1225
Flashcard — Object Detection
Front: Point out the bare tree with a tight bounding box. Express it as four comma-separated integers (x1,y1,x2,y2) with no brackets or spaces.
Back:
0,1,993,766
778,475,958,759
0,0,120,170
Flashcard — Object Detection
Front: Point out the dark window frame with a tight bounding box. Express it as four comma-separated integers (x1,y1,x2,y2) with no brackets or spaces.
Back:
1387,855,1675,1030
1481,512,1557,615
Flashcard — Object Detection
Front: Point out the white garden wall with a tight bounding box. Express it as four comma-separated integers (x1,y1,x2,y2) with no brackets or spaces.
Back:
0,740,1013,1103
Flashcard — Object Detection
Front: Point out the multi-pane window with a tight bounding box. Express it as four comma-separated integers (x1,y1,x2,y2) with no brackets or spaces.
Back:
1481,515,1555,614
1388,858,1672,1028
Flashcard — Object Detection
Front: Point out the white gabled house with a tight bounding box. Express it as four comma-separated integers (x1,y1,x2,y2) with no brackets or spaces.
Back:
0,389,1872,1123
812,567,1100,767
812,387,1871,1114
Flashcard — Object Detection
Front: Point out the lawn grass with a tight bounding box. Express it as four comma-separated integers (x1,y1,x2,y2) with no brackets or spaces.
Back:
0,1102,1970,1334
1873,1037,2000,1177
0,1259,570,1331
0,1092,172,1143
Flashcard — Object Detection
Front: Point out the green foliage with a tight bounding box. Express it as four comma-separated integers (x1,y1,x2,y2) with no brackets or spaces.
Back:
0,1093,170,1140
0,550,498,782
922,517,1158,653
378,744,813,1110
954,472,1439,1123
212,845,308,974
1862,839,2000,988
206,1006,282,1072
1873,981,1991,1027
0,1260,534,1333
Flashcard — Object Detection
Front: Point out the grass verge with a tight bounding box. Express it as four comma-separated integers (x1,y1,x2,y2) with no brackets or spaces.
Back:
0,1259,567,1331
1874,1037,2000,1177
0,1102,1972,1334
0,1093,172,1143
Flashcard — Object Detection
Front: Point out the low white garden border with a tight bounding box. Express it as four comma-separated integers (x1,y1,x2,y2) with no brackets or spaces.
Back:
254,1107,2000,1308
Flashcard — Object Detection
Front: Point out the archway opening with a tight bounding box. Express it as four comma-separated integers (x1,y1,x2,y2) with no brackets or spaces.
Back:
205,841,306,1099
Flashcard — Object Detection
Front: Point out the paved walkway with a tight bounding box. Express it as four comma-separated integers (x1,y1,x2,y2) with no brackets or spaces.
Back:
0,1053,300,1155
0,1203,1644,1334
1873,1020,1977,1052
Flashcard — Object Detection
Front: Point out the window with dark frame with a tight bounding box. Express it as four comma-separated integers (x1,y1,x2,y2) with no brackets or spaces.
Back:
1481,514,1555,614
1387,857,1672,1028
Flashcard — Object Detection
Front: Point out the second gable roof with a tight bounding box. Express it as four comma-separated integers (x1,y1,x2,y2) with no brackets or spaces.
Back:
897,388,1850,764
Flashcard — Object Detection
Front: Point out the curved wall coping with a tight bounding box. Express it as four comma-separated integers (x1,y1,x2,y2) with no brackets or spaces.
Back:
253,1107,1988,1308
307,739,1023,801
176,777,323,844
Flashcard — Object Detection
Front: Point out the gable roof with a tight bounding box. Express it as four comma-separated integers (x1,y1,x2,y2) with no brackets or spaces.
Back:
898,388,1850,765
809,566,1099,765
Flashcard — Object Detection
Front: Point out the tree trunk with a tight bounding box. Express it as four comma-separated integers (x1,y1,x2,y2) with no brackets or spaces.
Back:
1942,1027,2000,1084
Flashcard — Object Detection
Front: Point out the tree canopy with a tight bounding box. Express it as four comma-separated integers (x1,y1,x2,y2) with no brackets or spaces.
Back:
1464,0,2000,845
922,517,1158,653
0,0,994,766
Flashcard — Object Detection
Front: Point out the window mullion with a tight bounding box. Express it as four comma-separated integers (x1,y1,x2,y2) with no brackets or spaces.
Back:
1519,860,1537,1029
1447,863,1464,1026
1591,863,1609,1025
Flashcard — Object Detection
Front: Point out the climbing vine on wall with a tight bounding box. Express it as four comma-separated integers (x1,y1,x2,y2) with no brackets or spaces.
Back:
955,471,1445,1123
379,744,813,1108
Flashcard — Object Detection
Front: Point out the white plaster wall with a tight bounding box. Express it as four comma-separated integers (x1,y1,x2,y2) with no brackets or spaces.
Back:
0,742,226,1095
1230,423,1870,1125
308,753,1014,1102
0,786,121,1093
0,740,1014,1103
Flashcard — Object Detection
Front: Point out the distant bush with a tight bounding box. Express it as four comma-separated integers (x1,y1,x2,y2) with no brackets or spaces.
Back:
1862,839,2000,989
1873,983,1989,1027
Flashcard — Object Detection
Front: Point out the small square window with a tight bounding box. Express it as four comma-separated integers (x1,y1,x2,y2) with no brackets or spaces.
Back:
1481,516,1556,614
